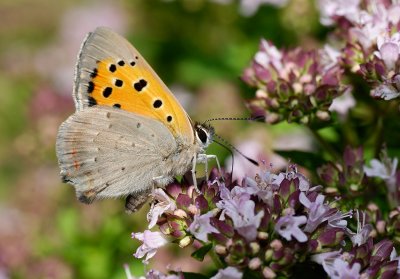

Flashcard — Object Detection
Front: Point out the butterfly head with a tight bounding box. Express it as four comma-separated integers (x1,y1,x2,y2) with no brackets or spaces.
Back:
194,123,214,149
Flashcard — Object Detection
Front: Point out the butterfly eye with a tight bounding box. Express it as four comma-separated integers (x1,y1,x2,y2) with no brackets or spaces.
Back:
196,127,208,144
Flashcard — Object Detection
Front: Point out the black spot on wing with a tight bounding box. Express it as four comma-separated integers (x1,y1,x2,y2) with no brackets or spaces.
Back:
109,64,116,72
87,81,94,93
153,99,162,108
115,79,123,87
103,87,113,98
133,79,147,92
90,68,98,78
88,96,97,106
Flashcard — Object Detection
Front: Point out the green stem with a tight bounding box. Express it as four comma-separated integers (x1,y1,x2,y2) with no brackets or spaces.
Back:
373,115,384,158
308,127,341,162
209,247,225,269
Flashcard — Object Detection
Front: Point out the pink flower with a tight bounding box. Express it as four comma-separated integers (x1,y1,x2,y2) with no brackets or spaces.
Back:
147,189,177,229
329,258,361,279
131,230,168,263
217,185,264,241
312,250,342,271
364,157,398,186
254,39,283,72
275,214,307,242
371,84,400,100
145,270,181,279
211,267,243,279
326,210,352,230
189,211,219,242
329,89,356,116
375,32,400,70
300,192,331,233
317,0,361,26
313,251,361,279
320,45,341,71
348,211,373,246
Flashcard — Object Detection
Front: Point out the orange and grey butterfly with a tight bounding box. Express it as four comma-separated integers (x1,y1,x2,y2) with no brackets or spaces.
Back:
56,27,217,211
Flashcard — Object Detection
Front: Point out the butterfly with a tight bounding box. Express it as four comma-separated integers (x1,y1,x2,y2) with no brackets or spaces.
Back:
56,27,220,213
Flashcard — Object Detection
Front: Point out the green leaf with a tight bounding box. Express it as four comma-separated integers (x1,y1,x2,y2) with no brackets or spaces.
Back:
191,243,213,261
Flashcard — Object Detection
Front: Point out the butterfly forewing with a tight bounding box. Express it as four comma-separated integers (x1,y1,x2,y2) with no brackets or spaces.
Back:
74,27,194,143
56,106,177,203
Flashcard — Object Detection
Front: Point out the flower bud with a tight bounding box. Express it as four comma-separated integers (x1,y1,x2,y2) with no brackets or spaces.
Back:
249,258,262,270
250,242,260,255
258,231,269,240
215,244,227,255
265,249,273,261
262,267,276,278
174,209,187,218
178,236,192,248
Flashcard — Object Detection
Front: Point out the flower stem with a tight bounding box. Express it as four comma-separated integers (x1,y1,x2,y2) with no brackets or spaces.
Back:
307,127,341,162
373,115,384,158
209,248,225,269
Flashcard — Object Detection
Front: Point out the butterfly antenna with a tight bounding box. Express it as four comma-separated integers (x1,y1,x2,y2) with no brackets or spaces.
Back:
204,116,265,124
213,133,259,167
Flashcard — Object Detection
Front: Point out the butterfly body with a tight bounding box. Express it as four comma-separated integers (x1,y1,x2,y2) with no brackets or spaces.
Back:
56,27,215,209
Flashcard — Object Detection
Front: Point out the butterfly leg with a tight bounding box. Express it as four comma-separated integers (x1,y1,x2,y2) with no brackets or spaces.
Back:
207,154,223,178
191,153,200,193
199,154,224,182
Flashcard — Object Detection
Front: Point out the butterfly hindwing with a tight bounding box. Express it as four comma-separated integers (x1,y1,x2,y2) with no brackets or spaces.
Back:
56,106,177,203
73,27,194,143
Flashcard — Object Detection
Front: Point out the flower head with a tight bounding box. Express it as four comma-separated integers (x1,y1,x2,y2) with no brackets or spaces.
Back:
275,213,307,242
211,266,243,279
189,211,219,242
243,41,346,124
132,230,169,263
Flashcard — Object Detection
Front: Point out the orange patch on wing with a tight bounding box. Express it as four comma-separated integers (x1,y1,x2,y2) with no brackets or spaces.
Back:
87,58,193,140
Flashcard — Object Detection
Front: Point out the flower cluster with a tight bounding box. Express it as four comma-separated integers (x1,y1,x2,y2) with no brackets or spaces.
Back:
131,165,400,278
317,146,366,197
319,0,400,100
242,40,347,124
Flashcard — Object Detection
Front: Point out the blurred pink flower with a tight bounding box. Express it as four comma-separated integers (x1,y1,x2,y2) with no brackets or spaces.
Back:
371,83,400,100
329,89,355,116
317,0,361,26
132,230,169,263
224,140,269,182
239,0,288,16
375,32,400,70
211,266,243,279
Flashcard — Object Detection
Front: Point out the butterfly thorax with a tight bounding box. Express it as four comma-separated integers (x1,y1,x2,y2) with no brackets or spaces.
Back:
157,123,213,181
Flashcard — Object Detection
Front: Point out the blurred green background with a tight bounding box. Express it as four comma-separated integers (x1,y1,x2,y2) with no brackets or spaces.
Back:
0,0,323,278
